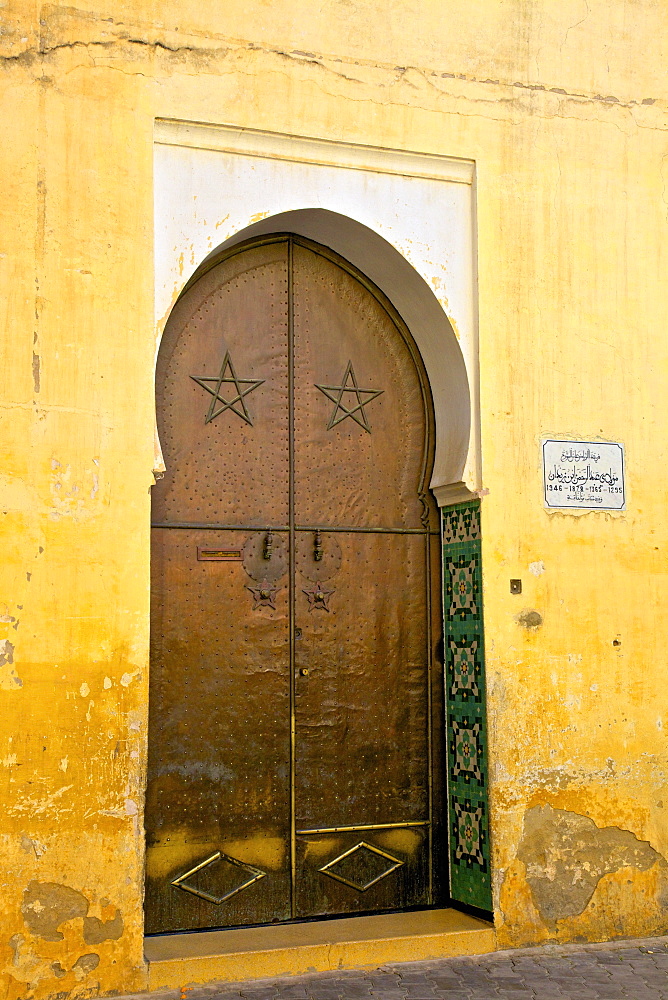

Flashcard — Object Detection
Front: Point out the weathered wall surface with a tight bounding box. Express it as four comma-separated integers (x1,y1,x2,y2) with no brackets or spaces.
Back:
1,1,668,996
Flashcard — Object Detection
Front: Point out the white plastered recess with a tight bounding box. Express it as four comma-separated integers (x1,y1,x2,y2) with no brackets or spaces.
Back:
154,120,480,496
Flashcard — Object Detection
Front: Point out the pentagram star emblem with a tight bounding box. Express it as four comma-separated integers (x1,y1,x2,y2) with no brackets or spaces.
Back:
191,351,264,425
302,581,335,612
315,360,383,433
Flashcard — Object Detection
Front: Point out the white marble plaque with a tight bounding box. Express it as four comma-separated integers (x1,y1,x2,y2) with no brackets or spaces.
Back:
542,440,625,510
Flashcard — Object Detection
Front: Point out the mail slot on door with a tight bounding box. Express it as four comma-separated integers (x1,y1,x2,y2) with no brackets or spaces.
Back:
197,547,242,562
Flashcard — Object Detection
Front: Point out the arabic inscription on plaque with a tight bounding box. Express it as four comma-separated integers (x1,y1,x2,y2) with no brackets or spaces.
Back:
542,440,625,511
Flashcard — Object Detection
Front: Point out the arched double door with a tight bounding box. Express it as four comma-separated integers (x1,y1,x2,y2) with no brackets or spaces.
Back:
146,236,444,934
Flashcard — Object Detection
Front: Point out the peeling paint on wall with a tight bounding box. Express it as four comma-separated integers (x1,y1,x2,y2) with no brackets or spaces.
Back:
82,910,124,944
71,954,100,980
517,805,666,926
6,934,56,989
0,639,21,689
8,881,129,994
22,883,88,942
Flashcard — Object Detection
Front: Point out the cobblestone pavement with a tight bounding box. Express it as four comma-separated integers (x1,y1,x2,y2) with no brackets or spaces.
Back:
134,936,668,1000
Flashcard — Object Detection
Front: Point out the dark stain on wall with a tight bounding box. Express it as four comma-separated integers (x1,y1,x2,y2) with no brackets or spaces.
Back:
516,609,543,629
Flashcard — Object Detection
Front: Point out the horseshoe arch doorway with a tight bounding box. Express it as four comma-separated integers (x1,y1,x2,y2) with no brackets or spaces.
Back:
145,233,447,933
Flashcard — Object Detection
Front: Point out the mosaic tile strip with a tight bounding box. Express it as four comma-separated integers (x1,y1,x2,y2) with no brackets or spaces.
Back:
447,634,482,704
445,552,480,621
449,714,485,786
442,504,481,545
443,500,491,911
452,796,487,869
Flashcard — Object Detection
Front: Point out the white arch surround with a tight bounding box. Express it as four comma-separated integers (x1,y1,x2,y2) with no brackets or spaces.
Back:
154,121,479,494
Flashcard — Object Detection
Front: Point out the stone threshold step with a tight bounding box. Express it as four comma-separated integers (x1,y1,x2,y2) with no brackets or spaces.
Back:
145,908,496,990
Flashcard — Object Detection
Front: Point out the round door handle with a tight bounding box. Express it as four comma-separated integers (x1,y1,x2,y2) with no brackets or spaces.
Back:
299,668,309,677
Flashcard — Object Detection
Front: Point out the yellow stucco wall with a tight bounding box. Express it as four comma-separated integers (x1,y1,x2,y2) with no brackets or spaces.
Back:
2,1,668,996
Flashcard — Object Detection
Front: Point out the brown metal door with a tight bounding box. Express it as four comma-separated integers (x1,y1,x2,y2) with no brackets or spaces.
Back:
292,244,441,916
146,236,443,934
146,242,292,933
